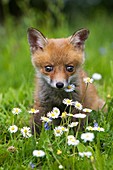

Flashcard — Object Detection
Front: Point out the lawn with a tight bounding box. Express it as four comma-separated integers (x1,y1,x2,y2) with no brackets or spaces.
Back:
0,14,113,170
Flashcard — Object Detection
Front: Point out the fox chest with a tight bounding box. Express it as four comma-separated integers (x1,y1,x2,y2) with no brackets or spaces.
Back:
38,87,80,113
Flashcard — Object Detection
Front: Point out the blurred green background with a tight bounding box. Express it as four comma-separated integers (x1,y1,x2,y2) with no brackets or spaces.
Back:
0,0,113,96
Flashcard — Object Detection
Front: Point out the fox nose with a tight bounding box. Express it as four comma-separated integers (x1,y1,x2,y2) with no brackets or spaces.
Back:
56,82,64,89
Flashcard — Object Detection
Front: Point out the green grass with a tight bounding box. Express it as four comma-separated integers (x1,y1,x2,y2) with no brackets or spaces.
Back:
0,14,113,170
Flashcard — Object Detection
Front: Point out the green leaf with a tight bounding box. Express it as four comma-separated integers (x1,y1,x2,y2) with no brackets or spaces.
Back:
77,143,86,152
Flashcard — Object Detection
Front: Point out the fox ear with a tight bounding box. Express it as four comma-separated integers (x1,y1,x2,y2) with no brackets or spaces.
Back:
27,28,48,53
70,28,89,48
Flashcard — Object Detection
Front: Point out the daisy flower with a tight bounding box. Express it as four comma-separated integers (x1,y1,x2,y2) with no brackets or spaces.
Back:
81,132,94,142
21,127,32,138
86,126,105,132
47,107,60,119
8,125,18,133
47,111,59,119
12,108,22,115
63,98,73,106
92,73,102,80
86,126,94,131
59,126,68,132
33,150,45,157
57,150,62,155
83,108,92,113
54,127,63,137
61,112,67,118
83,77,93,84
79,151,92,158
59,165,64,169
83,151,92,158
93,127,105,132
28,108,39,114
78,152,84,157
67,135,79,146
40,116,52,123
107,94,111,99
68,122,79,127
53,107,60,115
64,84,75,92
73,113,86,119
73,101,82,110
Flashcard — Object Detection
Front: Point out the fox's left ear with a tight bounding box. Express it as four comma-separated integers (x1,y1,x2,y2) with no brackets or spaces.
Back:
70,28,89,48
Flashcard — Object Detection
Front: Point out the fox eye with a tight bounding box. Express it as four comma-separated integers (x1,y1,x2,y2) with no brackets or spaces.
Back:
45,66,53,72
66,65,74,72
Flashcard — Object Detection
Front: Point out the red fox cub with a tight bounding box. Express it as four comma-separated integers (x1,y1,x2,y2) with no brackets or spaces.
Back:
27,28,105,133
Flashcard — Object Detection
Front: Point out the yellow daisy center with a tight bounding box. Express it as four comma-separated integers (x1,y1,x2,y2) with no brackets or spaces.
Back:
24,129,28,133
56,130,61,133
11,127,15,130
67,85,71,89
51,113,55,116
61,112,67,117
31,109,35,112
15,109,19,113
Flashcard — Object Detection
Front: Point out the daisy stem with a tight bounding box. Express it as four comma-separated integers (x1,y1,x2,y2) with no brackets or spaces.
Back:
91,160,97,170
86,115,89,128
64,106,68,112
44,150,52,170
51,150,64,169
65,106,72,149
12,115,14,125
10,133,13,141
65,127,69,150
72,146,76,170
76,119,81,139
33,115,36,141
69,105,72,114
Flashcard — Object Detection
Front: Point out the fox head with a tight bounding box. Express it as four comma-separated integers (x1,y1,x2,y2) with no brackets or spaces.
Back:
27,28,89,89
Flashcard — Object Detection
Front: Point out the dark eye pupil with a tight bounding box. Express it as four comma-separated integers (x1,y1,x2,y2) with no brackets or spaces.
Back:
66,66,74,72
45,66,53,72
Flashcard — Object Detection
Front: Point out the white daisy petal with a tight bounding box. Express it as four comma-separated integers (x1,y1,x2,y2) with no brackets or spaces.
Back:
64,84,75,92
79,151,92,158
12,108,22,115
59,165,64,169
33,150,45,157
21,127,32,138
67,135,79,146
92,73,102,80
54,127,63,137
41,116,52,122
68,122,79,127
81,132,94,142
28,108,39,114
83,77,94,84
73,101,83,110
8,125,18,133
73,113,86,119
63,99,73,106
83,108,92,113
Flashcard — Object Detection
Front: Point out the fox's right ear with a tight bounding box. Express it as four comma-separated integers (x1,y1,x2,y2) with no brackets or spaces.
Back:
70,28,89,49
27,28,48,53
